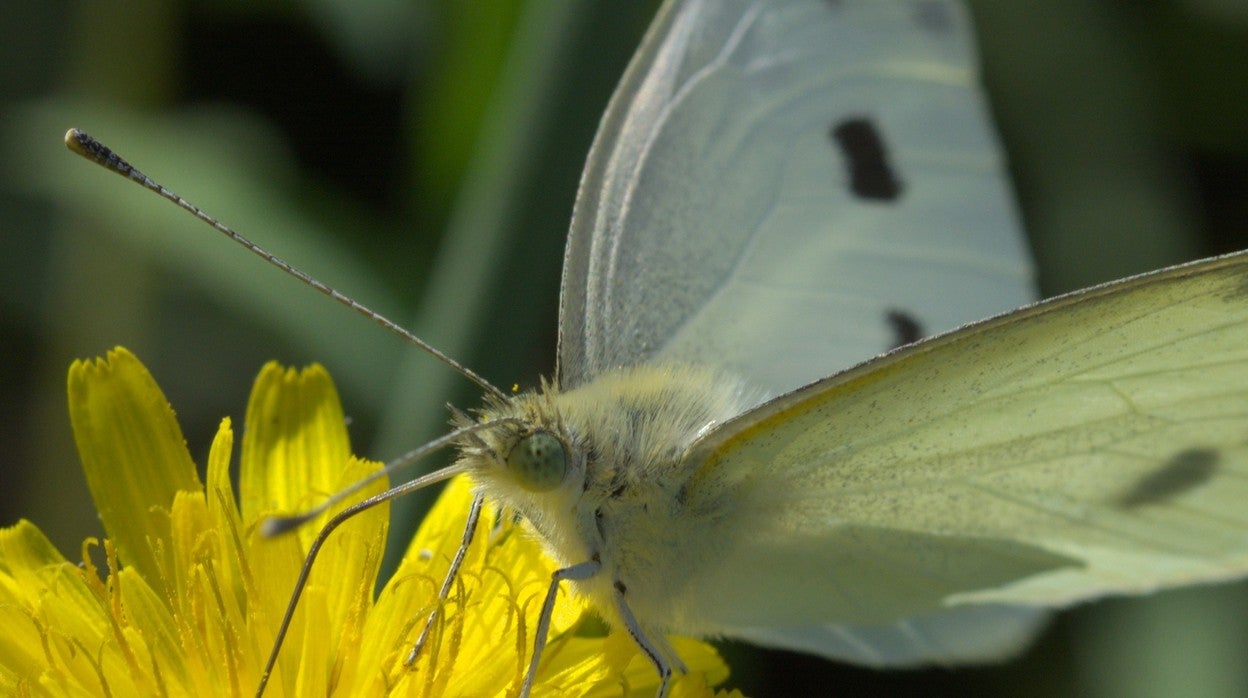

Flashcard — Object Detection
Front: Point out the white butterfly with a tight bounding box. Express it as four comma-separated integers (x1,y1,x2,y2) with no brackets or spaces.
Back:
453,0,1248,692
66,0,1248,696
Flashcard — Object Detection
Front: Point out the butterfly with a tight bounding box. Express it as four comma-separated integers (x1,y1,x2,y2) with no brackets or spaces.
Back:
415,0,1248,692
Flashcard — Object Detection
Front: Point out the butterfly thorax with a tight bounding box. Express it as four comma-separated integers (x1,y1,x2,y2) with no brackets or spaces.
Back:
456,363,754,630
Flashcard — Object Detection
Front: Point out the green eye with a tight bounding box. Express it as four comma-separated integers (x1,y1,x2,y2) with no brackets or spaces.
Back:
506,432,567,492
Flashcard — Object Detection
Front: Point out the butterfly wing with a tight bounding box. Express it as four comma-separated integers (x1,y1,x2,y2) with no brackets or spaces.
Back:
557,0,1033,401
674,251,1248,664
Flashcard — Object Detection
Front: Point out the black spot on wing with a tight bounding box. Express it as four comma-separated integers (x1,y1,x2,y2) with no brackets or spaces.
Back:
1117,449,1219,508
914,1,954,34
831,118,903,201
885,309,925,349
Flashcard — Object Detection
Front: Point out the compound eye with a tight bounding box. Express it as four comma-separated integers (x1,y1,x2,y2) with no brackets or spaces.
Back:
506,431,567,492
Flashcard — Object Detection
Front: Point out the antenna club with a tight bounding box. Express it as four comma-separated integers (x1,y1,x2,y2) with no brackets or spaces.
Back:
260,515,307,538
63,127,88,153
64,128,138,180
65,128,106,161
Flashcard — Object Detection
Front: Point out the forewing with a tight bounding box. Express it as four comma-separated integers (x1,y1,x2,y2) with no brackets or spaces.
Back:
677,251,1248,662
557,0,1033,398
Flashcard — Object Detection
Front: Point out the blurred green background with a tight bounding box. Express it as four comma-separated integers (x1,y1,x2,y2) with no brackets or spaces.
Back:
2,1,1247,696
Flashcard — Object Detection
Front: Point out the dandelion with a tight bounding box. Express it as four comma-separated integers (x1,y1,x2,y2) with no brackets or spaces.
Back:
0,347,734,696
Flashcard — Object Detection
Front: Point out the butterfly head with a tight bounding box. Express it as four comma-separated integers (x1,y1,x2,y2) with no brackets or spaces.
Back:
455,387,581,496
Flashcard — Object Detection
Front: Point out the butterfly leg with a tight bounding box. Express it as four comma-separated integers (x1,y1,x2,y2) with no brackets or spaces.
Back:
520,558,602,698
614,587,683,698
404,492,485,666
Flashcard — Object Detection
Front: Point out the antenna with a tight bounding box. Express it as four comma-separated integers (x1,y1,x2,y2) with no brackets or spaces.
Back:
63,128,507,401
259,415,520,537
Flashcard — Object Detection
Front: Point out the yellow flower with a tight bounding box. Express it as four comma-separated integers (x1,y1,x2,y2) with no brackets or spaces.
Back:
0,347,736,697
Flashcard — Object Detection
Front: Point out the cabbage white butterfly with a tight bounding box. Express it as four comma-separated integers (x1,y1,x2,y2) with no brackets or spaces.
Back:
63,0,1248,696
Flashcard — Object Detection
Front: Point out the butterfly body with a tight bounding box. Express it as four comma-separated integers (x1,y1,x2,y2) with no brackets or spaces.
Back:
463,364,755,637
